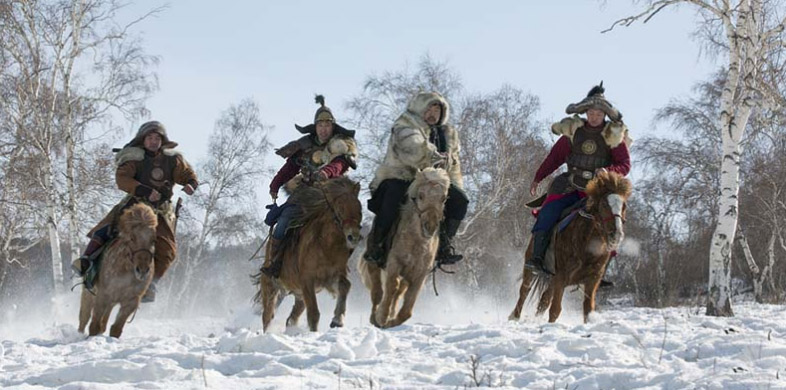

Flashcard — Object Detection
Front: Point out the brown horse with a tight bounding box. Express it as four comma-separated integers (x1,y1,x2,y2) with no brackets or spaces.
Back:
358,168,450,328
509,171,632,323
78,203,157,338
256,177,362,332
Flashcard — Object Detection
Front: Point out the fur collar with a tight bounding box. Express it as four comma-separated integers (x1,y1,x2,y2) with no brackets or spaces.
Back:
551,115,632,148
115,146,181,167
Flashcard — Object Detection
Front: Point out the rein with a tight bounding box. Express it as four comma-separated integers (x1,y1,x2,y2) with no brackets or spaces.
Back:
320,184,358,231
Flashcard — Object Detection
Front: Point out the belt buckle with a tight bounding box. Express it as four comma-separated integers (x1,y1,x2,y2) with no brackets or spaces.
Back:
581,171,593,179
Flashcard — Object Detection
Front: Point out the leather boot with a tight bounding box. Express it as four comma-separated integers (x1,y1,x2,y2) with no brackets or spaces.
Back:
363,222,386,267
71,237,104,277
436,218,463,265
526,231,553,275
260,238,285,278
141,277,159,303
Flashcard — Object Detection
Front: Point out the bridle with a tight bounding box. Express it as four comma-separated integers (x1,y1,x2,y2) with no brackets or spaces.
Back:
320,185,359,231
128,246,155,265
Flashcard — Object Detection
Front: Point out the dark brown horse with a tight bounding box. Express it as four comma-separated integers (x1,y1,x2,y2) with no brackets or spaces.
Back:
509,171,632,323
78,203,157,338
256,177,362,332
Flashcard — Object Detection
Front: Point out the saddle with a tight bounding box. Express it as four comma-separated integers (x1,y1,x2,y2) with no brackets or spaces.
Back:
540,198,589,274
82,238,116,291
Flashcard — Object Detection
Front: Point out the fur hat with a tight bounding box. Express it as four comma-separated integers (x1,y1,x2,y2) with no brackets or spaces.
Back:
126,121,178,149
565,82,622,122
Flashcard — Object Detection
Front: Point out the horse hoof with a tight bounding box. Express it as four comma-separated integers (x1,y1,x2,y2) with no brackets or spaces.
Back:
329,319,343,328
508,313,519,321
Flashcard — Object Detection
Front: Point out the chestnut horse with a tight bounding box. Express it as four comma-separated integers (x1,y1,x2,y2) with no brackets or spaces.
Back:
509,171,632,323
256,177,362,332
78,203,157,338
358,168,450,328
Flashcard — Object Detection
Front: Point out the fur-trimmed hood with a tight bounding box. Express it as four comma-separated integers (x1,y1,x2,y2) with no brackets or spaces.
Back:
551,115,632,149
370,92,463,191
395,92,450,131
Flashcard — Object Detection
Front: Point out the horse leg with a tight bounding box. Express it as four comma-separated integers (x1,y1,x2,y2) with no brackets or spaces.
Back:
368,265,383,327
330,275,351,328
389,279,408,320
548,284,567,323
286,297,305,328
509,269,534,321
302,284,320,332
375,272,400,328
387,276,425,328
89,297,112,336
78,287,94,333
109,301,138,338
583,279,601,323
261,282,279,333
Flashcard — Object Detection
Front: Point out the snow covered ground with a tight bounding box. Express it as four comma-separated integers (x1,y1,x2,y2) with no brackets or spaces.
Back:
1,289,785,390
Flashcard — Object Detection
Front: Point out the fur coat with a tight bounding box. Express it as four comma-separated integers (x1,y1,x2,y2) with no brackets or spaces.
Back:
370,92,463,191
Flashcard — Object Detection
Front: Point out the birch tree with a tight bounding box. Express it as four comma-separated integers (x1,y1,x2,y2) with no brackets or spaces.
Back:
0,0,158,292
169,98,270,313
607,0,786,316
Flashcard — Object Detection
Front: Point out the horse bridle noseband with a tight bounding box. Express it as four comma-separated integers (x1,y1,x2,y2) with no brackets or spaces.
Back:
129,247,155,264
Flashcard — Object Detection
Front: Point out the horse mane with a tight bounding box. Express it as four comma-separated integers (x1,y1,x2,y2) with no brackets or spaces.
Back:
289,177,358,227
117,203,158,238
406,167,450,199
585,171,632,204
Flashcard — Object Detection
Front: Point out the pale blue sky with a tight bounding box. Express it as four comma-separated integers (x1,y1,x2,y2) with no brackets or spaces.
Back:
120,1,714,164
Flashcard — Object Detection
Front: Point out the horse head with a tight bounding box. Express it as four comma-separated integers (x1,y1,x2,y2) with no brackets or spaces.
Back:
585,171,632,251
117,203,158,282
322,178,363,249
410,168,450,238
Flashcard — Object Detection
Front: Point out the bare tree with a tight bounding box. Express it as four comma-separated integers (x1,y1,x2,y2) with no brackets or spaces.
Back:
0,0,158,293
607,0,786,316
345,54,463,186
452,86,546,296
168,98,271,313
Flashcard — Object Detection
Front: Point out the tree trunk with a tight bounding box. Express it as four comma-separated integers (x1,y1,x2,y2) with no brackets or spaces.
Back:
47,196,64,293
737,230,774,303
707,98,752,316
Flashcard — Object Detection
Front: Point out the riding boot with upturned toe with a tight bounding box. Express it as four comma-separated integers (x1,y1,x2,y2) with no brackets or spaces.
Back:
71,237,104,277
436,219,463,265
260,238,285,278
526,231,554,275
141,277,159,303
363,222,386,267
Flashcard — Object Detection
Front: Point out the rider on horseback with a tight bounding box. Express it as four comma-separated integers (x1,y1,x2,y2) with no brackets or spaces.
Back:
260,95,358,278
527,83,631,275
364,91,469,268
71,121,199,302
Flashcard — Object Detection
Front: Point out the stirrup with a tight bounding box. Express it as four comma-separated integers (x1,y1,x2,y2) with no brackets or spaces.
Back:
260,261,282,278
437,252,463,266
525,258,554,276
363,245,386,267
71,256,92,278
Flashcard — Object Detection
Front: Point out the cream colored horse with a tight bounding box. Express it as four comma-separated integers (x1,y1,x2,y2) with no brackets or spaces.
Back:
359,167,450,328
78,203,157,338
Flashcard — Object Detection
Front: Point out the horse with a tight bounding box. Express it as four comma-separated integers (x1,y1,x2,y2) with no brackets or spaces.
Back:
78,202,157,338
509,171,632,324
358,167,450,328
256,176,362,332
